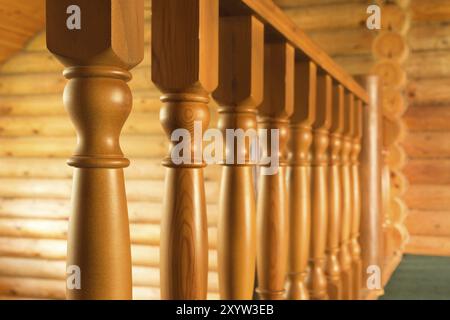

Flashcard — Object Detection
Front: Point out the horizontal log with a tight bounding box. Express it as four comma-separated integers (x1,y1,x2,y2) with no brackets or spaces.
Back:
0,276,161,300
382,89,406,119
409,22,450,52
404,105,450,131
0,238,219,270
411,0,450,22
390,197,408,225
386,143,407,170
0,218,218,247
407,51,450,79
0,178,219,203
405,184,450,211
406,210,450,238
372,31,409,63
380,3,411,35
406,235,450,256
0,113,163,137
0,257,219,292
408,78,450,106
307,28,374,56
0,158,221,182
383,118,406,147
0,67,151,95
333,54,374,76
371,59,407,90
403,132,450,158
0,136,167,158
0,198,219,226
0,90,163,116
282,2,372,31
390,169,408,197
404,159,450,184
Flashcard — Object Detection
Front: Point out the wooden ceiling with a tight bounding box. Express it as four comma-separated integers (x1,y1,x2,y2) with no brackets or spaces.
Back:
0,0,45,65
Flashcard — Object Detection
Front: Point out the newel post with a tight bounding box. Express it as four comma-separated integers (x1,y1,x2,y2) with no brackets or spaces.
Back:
46,0,144,299
308,72,332,300
256,42,294,300
286,61,317,300
152,0,218,300
326,83,345,300
350,99,363,299
340,93,355,300
212,16,264,300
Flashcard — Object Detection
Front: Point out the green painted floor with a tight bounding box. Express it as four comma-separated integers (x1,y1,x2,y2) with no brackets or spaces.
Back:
381,254,450,300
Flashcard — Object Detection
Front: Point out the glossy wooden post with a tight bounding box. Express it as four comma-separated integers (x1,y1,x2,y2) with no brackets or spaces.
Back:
152,0,218,300
360,75,384,298
350,99,363,299
308,72,332,300
326,83,345,300
286,61,316,300
339,93,355,300
256,42,294,300
212,16,264,300
46,0,144,299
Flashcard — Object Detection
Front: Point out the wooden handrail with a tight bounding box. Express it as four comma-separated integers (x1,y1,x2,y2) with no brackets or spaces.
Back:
219,0,368,104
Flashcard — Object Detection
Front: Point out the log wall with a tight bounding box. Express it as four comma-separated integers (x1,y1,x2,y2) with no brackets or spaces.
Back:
403,0,450,256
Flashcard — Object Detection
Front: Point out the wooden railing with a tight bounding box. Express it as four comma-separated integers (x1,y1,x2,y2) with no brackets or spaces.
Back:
46,0,393,300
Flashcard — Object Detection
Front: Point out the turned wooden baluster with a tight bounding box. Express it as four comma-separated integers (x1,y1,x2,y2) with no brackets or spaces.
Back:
350,99,363,299
46,0,144,299
152,0,218,300
308,72,332,300
326,83,345,300
212,16,264,300
256,42,294,300
286,61,317,300
339,92,355,300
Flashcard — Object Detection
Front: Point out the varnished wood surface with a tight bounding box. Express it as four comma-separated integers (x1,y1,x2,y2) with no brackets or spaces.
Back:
46,0,144,299
286,61,316,300
212,16,263,300
308,72,332,300
152,0,219,300
256,42,294,300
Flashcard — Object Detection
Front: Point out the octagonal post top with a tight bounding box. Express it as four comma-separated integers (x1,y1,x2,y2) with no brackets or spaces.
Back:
46,0,144,69
291,60,317,126
213,16,264,108
330,83,345,135
313,71,332,131
259,42,294,120
152,0,219,94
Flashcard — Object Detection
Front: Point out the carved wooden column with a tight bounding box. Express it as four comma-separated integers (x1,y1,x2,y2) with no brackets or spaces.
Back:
46,0,144,299
286,61,316,300
308,72,332,300
212,16,264,300
256,42,294,300
339,92,355,300
326,83,344,300
152,0,218,300
350,99,363,299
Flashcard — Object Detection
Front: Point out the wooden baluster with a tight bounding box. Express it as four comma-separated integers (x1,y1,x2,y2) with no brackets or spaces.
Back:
256,42,294,300
286,61,317,300
339,93,355,300
212,16,264,300
350,99,363,299
326,83,345,300
46,0,144,299
152,0,218,300
308,72,332,300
